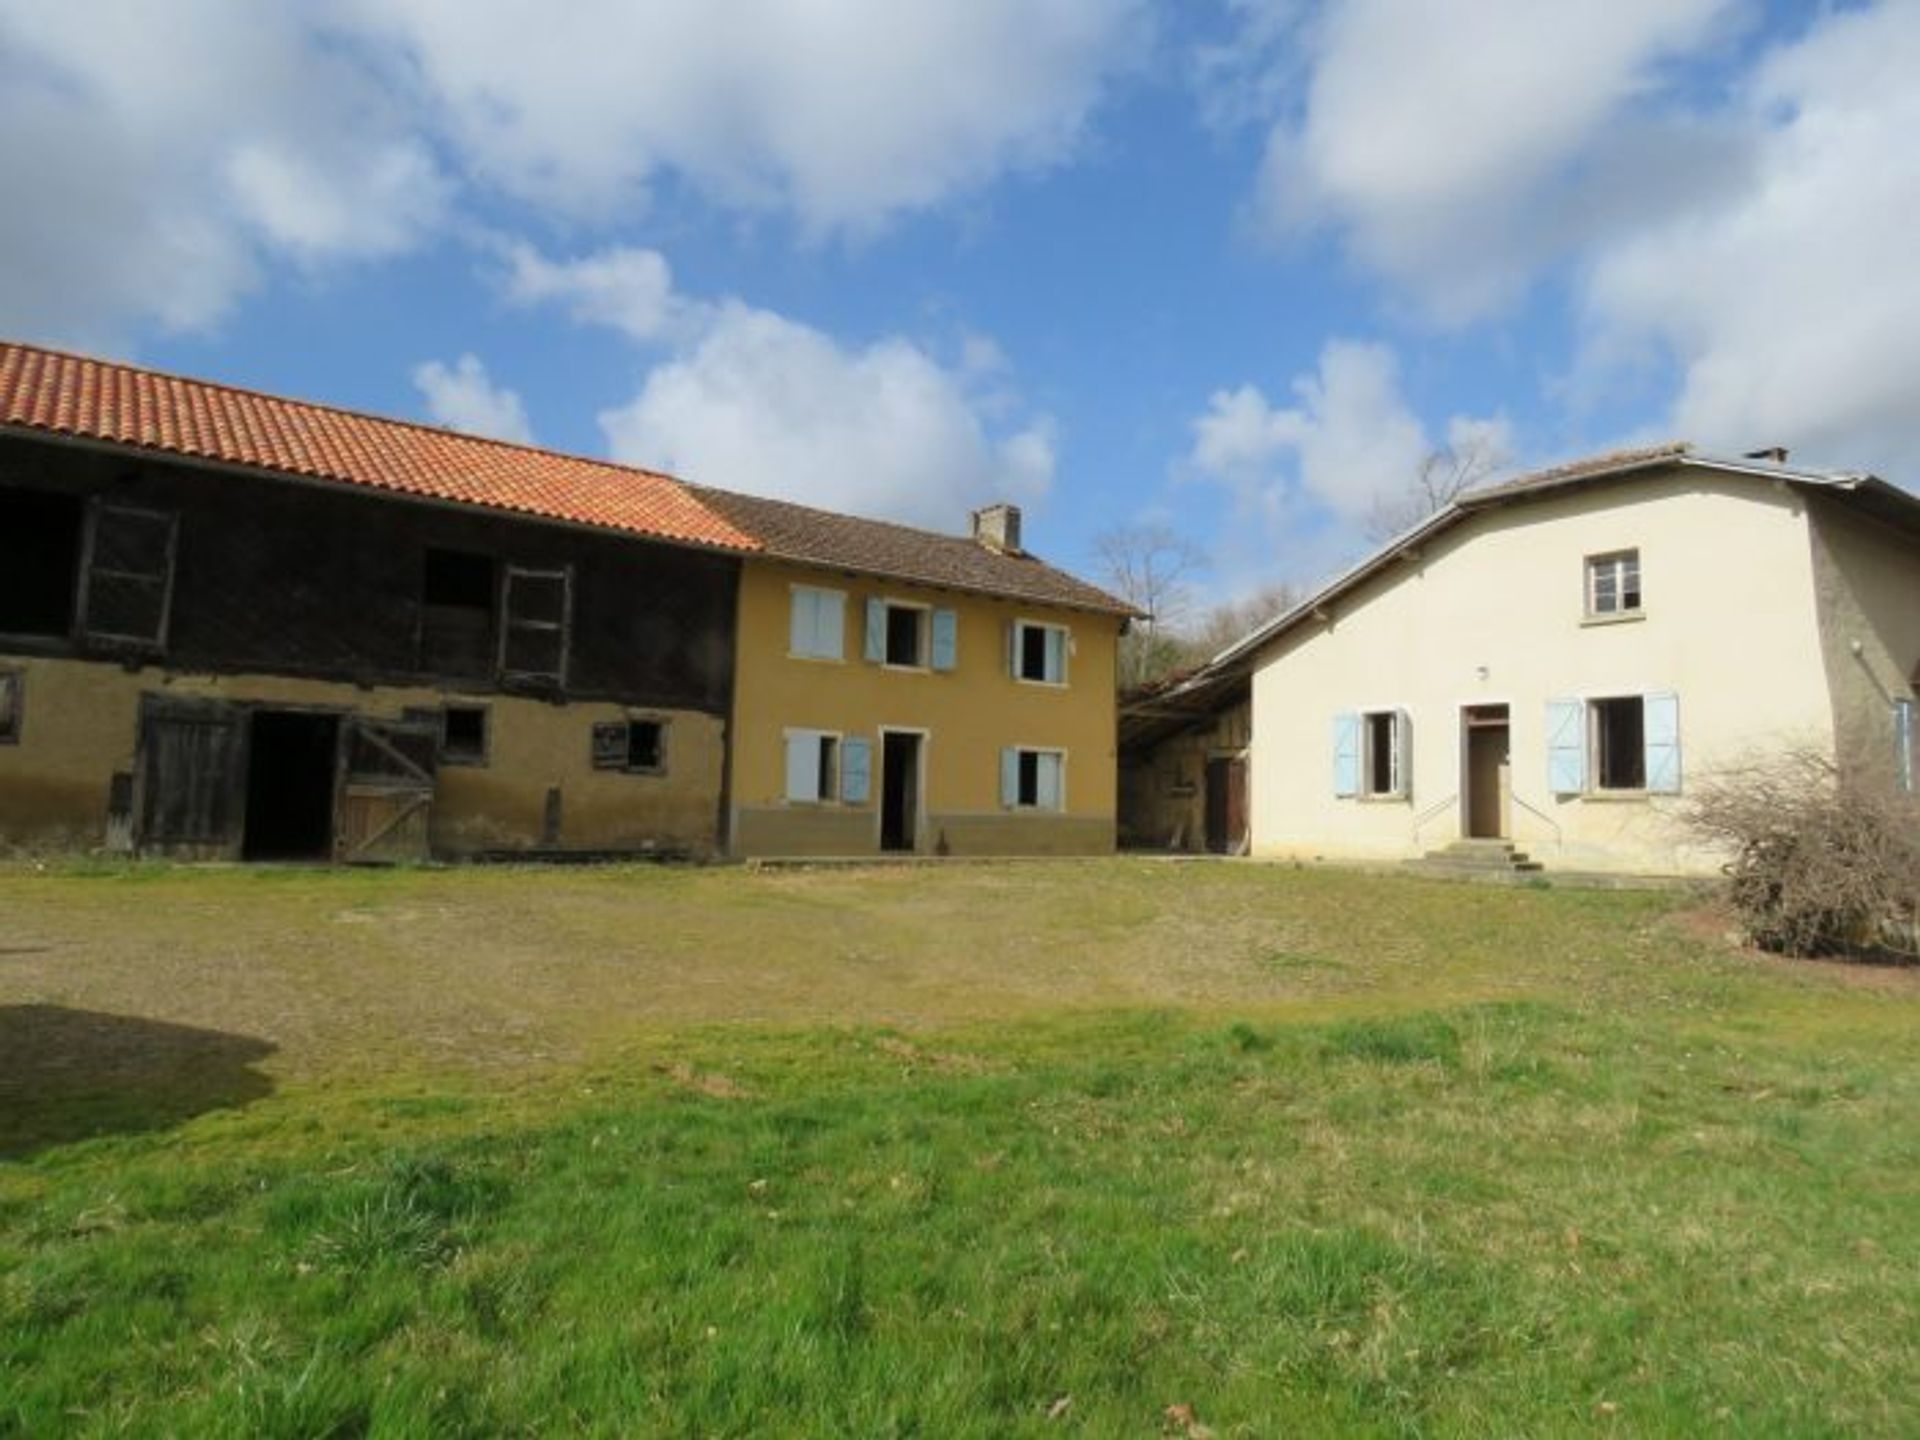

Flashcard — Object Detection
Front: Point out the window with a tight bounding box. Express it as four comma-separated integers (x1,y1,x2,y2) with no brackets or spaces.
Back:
500,565,571,687
1545,693,1680,795
421,548,497,678
789,585,846,661
0,669,21,744
0,487,84,638
1013,620,1069,685
592,717,668,774
784,729,840,802
1586,549,1642,617
1002,747,1065,811
1592,697,1645,790
442,705,489,766
80,502,177,651
1332,710,1409,799
886,605,923,666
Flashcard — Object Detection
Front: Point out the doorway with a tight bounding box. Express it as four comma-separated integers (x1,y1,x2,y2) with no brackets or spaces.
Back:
242,710,340,860
1463,705,1510,840
1204,755,1248,854
880,731,922,852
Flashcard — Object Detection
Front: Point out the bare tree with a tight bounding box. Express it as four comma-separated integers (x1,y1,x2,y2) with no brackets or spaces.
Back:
1364,431,1508,544
1181,582,1300,663
1093,524,1208,690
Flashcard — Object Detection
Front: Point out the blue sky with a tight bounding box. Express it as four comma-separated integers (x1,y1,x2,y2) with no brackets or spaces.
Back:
2,1,1912,612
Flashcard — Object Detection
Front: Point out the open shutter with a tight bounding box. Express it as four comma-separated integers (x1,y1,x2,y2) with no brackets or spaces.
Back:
785,732,819,801
864,598,887,663
1001,748,1020,808
789,589,813,656
930,609,958,671
1643,692,1681,794
336,716,439,863
1332,712,1361,797
591,721,628,770
841,737,872,804
1392,709,1413,797
1897,699,1916,792
81,502,178,652
1036,753,1063,811
1546,699,1587,794
1045,627,1068,684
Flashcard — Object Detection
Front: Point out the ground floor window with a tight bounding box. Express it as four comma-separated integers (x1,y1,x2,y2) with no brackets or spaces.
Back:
784,729,841,803
0,669,21,743
592,716,667,775
1003,747,1065,810
1332,709,1409,798
1546,692,1680,795
1591,697,1645,791
442,705,489,766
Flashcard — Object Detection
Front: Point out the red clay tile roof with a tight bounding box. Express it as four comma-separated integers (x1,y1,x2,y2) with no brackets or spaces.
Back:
0,341,758,552
691,484,1138,617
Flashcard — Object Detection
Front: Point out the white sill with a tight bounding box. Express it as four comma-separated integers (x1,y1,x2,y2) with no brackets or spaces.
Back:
1355,793,1409,804
787,652,847,664
1583,789,1653,802
1013,676,1068,689
880,661,931,674
1580,610,1646,628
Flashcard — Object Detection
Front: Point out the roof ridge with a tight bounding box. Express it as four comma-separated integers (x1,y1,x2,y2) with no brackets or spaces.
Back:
0,337,684,488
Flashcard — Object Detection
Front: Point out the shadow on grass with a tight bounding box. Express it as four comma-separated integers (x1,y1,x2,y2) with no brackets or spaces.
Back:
0,1004,275,1161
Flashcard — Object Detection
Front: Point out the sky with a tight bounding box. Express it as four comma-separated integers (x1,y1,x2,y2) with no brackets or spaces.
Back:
2,0,1914,608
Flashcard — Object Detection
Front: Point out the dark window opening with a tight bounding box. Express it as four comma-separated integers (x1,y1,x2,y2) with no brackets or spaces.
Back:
501,566,570,685
443,705,488,765
0,669,21,743
885,604,923,666
82,504,176,648
1365,712,1396,795
1019,624,1049,680
627,719,664,772
1017,749,1040,806
0,487,84,638
1593,697,1646,790
421,548,498,679
242,710,340,860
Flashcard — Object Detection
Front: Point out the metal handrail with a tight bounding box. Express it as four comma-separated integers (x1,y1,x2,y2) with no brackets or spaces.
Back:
1511,790,1563,846
1411,792,1459,844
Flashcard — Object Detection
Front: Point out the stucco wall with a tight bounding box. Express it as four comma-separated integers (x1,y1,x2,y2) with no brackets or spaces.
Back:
1247,468,1835,875
729,559,1121,856
1807,496,1920,785
0,655,725,856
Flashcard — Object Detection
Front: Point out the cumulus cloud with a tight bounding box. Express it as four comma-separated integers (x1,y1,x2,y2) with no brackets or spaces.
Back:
1578,2,1920,475
412,354,535,445
496,243,695,344
351,0,1149,235
598,301,1053,529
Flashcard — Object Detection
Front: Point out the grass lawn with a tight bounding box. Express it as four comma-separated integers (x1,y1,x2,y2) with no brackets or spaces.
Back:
1,859,1916,1436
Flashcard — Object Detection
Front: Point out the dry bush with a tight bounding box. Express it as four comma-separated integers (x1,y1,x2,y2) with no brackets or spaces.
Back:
1682,746,1920,960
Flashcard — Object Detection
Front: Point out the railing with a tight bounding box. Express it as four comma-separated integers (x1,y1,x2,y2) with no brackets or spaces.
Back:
1411,792,1459,846
1511,791,1563,847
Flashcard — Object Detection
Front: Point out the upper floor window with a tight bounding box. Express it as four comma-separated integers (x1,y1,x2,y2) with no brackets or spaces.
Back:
499,565,571,688
863,598,958,671
1586,549,1642,617
0,487,84,639
421,547,498,679
1013,619,1069,685
790,584,845,661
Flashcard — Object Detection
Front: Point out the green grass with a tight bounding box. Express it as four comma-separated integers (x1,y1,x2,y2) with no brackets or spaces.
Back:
2,861,1917,1435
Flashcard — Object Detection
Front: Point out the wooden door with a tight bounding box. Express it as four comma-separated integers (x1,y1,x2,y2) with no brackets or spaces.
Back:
335,716,439,864
136,695,247,859
1205,757,1248,854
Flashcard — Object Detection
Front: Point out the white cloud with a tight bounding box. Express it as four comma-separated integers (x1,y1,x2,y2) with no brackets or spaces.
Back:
1241,0,1740,319
0,1,448,344
497,243,695,344
1578,2,1920,475
600,301,1053,529
352,0,1150,235
412,354,535,445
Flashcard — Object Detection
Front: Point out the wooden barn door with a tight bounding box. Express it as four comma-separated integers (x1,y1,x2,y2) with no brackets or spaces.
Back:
1205,756,1249,855
136,695,248,859
334,716,439,864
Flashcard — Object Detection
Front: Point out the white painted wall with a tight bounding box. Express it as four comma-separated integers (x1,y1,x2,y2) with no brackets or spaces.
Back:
1248,468,1836,874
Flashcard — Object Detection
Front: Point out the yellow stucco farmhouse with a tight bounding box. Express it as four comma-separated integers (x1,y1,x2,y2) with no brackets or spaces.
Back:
1125,444,1920,876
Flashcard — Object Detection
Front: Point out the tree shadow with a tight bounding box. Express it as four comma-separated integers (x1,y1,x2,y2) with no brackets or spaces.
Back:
0,1005,276,1161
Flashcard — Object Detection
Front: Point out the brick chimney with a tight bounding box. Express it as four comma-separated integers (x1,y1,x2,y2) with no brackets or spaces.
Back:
971,502,1022,555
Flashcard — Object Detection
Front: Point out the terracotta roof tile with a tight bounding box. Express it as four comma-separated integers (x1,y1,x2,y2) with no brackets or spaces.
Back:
0,341,758,552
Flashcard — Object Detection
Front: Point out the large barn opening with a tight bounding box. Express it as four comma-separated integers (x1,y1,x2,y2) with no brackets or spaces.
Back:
0,487,84,637
242,710,340,860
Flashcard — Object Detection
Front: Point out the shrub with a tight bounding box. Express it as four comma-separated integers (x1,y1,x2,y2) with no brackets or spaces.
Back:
1682,747,1920,960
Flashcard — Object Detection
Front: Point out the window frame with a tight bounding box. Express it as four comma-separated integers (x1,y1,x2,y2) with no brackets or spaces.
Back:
876,597,932,671
1334,708,1411,801
1011,618,1070,687
498,564,573,689
789,583,848,663
783,726,843,804
1006,745,1068,812
77,500,179,654
1584,548,1643,621
591,714,670,776
439,703,490,768
1588,695,1648,793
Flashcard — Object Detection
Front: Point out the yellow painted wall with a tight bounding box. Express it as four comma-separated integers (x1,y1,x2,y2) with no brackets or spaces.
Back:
729,559,1121,856
0,655,725,856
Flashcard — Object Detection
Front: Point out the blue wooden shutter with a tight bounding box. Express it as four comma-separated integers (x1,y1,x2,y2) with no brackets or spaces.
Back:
841,737,872,804
1045,627,1068,683
1332,712,1361,797
1897,699,1916,792
864,598,886,662
1001,748,1021,808
1546,699,1586,794
931,609,958,671
1393,709,1413,797
1644,693,1681,794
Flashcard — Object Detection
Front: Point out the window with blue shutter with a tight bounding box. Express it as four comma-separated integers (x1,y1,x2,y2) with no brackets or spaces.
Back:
790,585,845,660
1012,620,1069,683
1000,747,1020,808
1546,699,1586,794
841,737,872,804
864,597,887,663
1332,712,1361,797
930,608,958,671
1643,692,1681,794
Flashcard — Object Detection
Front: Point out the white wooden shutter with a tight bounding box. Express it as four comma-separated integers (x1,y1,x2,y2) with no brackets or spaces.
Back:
1035,752,1063,810
1332,712,1361,797
864,598,887,662
789,590,812,655
1897,698,1916,792
1001,748,1021,808
1546,699,1586,795
930,609,958,671
1392,709,1413,797
1045,627,1068,684
785,731,819,801
1643,692,1681,794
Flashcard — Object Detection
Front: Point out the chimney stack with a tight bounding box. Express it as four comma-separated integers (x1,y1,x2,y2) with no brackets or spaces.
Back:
971,502,1022,555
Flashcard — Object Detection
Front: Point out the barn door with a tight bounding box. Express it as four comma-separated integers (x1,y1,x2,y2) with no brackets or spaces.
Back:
136,695,248,859
335,716,439,864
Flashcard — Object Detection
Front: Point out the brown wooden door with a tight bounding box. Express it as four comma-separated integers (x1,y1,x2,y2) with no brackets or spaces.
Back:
1205,757,1249,854
1466,722,1511,839
135,695,247,859
335,716,439,863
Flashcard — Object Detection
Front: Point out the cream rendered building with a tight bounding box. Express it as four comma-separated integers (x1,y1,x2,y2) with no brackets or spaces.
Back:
1191,445,1920,876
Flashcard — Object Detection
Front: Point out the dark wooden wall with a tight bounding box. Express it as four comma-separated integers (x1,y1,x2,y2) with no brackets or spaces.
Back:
0,433,740,713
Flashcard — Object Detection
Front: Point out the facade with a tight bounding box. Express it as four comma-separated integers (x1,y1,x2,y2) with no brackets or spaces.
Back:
0,341,1130,862
1140,446,1920,876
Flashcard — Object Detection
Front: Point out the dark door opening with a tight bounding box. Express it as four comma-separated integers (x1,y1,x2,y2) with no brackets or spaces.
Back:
880,732,921,852
243,710,340,860
1204,756,1248,854
1464,705,1511,840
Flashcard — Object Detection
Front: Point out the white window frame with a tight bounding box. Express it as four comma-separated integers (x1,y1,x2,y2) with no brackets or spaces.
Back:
1588,695,1647,793
1007,745,1067,812
783,727,843,805
1585,548,1643,620
789,584,847,662
1011,618,1071,687
876,597,932,671
1360,709,1406,798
